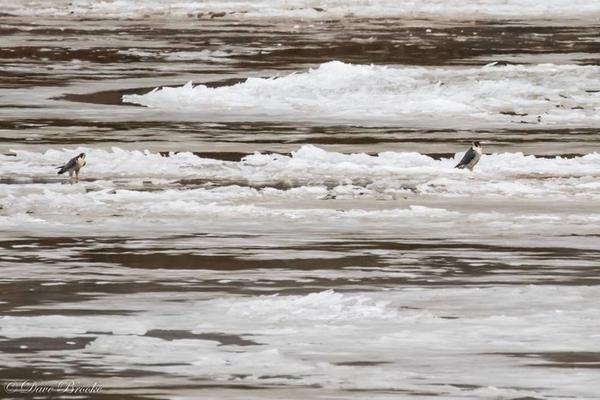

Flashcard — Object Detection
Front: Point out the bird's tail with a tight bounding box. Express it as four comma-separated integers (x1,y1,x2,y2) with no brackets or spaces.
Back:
455,163,465,169
57,166,66,175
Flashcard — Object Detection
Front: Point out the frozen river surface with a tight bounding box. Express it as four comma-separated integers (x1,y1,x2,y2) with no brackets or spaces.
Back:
1,1,600,399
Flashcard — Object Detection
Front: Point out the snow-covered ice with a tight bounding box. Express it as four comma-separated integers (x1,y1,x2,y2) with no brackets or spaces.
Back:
123,62,600,127
3,146,600,203
0,287,599,398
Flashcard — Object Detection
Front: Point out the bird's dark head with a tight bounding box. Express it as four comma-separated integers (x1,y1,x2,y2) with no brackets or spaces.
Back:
472,141,481,148
78,153,86,159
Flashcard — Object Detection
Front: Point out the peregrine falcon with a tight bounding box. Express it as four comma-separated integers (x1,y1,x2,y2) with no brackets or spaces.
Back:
57,153,86,180
455,141,482,170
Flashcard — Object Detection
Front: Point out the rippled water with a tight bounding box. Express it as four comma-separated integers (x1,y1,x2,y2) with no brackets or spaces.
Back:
1,3,600,399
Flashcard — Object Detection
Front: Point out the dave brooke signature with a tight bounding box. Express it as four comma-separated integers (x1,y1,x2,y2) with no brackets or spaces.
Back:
4,380,103,394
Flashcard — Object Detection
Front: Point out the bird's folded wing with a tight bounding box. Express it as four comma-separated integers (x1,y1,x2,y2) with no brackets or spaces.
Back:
457,148,476,165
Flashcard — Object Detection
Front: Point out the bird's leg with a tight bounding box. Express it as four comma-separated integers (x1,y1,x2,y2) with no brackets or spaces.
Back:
75,170,79,181
69,171,74,179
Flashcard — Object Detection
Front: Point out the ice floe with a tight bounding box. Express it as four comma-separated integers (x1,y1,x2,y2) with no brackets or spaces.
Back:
2,145,600,201
123,61,600,127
